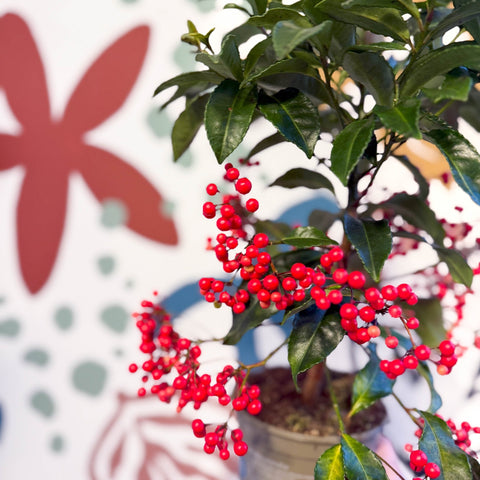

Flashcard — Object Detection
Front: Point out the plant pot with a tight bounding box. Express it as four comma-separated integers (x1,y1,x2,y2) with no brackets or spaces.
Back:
237,367,386,480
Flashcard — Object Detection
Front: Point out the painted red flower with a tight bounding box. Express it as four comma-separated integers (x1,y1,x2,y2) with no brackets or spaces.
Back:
0,13,178,293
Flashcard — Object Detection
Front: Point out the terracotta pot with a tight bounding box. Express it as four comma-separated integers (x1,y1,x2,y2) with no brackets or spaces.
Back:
238,411,383,480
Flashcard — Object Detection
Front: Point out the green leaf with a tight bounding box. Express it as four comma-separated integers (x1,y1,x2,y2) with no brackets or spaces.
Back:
349,345,394,416
246,132,286,159
314,0,410,42
459,88,480,132
219,35,243,81
205,79,257,163
419,411,473,480
258,88,321,157
413,299,446,348
153,71,222,108
330,118,374,185
340,0,419,18
422,73,473,103
422,117,480,206
379,193,445,244
343,51,395,107
344,215,392,282
272,20,332,59
246,0,268,15
348,42,409,52
394,155,430,200
314,444,345,480
248,8,311,29
223,3,252,15
282,226,337,248
245,58,312,84
468,456,480,480
171,94,209,161
244,38,273,78
341,434,389,480
427,1,480,42
270,167,335,192
434,246,473,287
224,294,278,345
454,0,480,44
399,42,480,98
254,220,294,242
288,306,344,389
374,99,421,139
309,209,341,232
417,360,443,413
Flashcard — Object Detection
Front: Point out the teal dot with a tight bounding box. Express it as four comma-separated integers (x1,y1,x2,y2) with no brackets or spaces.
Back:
176,149,194,167
0,318,20,337
125,279,134,289
54,307,74,331
101,200,128,228
30,390,55,418
187,0,216,12
114,348,124,357
147,107,172,138
97,256,116,275
72,361,107,396
173,43,196,71
50,434,65,453
100,305,129,334
24,348,49,367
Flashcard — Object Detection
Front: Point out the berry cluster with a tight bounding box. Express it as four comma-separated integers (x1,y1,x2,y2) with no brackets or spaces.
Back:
130,297,261,459
408,448,441,479
200,166,461,380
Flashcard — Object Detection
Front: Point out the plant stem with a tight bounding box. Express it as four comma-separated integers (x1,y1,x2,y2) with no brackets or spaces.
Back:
301,362,325,407
325,366,345,434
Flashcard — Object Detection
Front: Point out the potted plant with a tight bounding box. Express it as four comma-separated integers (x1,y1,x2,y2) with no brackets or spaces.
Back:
130,0,480,478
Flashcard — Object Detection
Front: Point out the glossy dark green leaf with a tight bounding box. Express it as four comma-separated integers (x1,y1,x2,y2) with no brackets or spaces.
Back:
258,88,321,157
379,193,445,244
153,71,222,108
245,58,312,84
344,215,392,282
417,360,443,413
224,294,278,345
414,299,446,348
343,51,395,107
272,249,322,273
427,1,480,42
246,0,268,15
171,94,209,161
314,444,345,480
419,411,473,480
309,209,341,232
246,132,286,159
468,456,480,480
394,156,429,200
341,434,389,480
314,0,410,42
459,88,480,132
244,38,273,78
288,305,344,388
399,42,480,98
282,226,337,248
374,99,421,139
270,167,335,192
224,3,251,15
422,117,480,206
219,35,243,81
350,345,394,416
205,80,257,163
272,20,332,59
422,74,473,103
331,118,374,185
434,246,473,287
254,220,294,242
248,8,311,29
348,42,408,52
339,0,419,18
454,0,480,44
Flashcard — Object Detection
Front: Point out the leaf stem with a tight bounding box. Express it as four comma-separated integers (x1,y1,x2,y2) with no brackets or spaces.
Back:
325,366,345,434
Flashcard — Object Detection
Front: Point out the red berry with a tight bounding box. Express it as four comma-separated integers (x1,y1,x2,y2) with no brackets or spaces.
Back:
253,233,269,248
327,289,343,304
365,287,381,303
415,344,431,361
385,336,399,349
381,285,398,301
410,450,428,468
206,183,218,195
203,201,216,218
290,263,307,280
403,355,419,370
348,271,366,289
282,277,297,291
129,363,138,373
340,303,358,320
332,268,348,284
368,325,381,338
226,167,239,181
397,283,413,299
233,440,248,456
329,247,344,262
247,399,262,415
245,198,259,212
388,304,402,318
406,317,420,329
359,305,376,323
424,462,441,479
439,340,455,356
235,178,252,194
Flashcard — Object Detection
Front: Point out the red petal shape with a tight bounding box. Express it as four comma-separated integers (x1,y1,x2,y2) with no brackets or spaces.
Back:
0,13,51,127
79,145,178,245
0,134,23,170
63,25,150,133
17,166,69,293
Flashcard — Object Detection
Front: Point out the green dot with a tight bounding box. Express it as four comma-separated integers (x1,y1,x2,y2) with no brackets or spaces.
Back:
24,348,49,367
147,107,172,138
54,307,74,331
101,200,128,228
30,390,55,418
50,434,65,453
72,361,107,396
100,305,129,333
97,256,116,275
0,318,20,337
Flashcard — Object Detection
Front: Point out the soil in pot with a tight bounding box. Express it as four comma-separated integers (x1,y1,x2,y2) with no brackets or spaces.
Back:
238,367,386,480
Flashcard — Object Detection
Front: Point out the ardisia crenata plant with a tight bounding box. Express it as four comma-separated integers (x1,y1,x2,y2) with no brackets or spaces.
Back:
130,0,480,478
